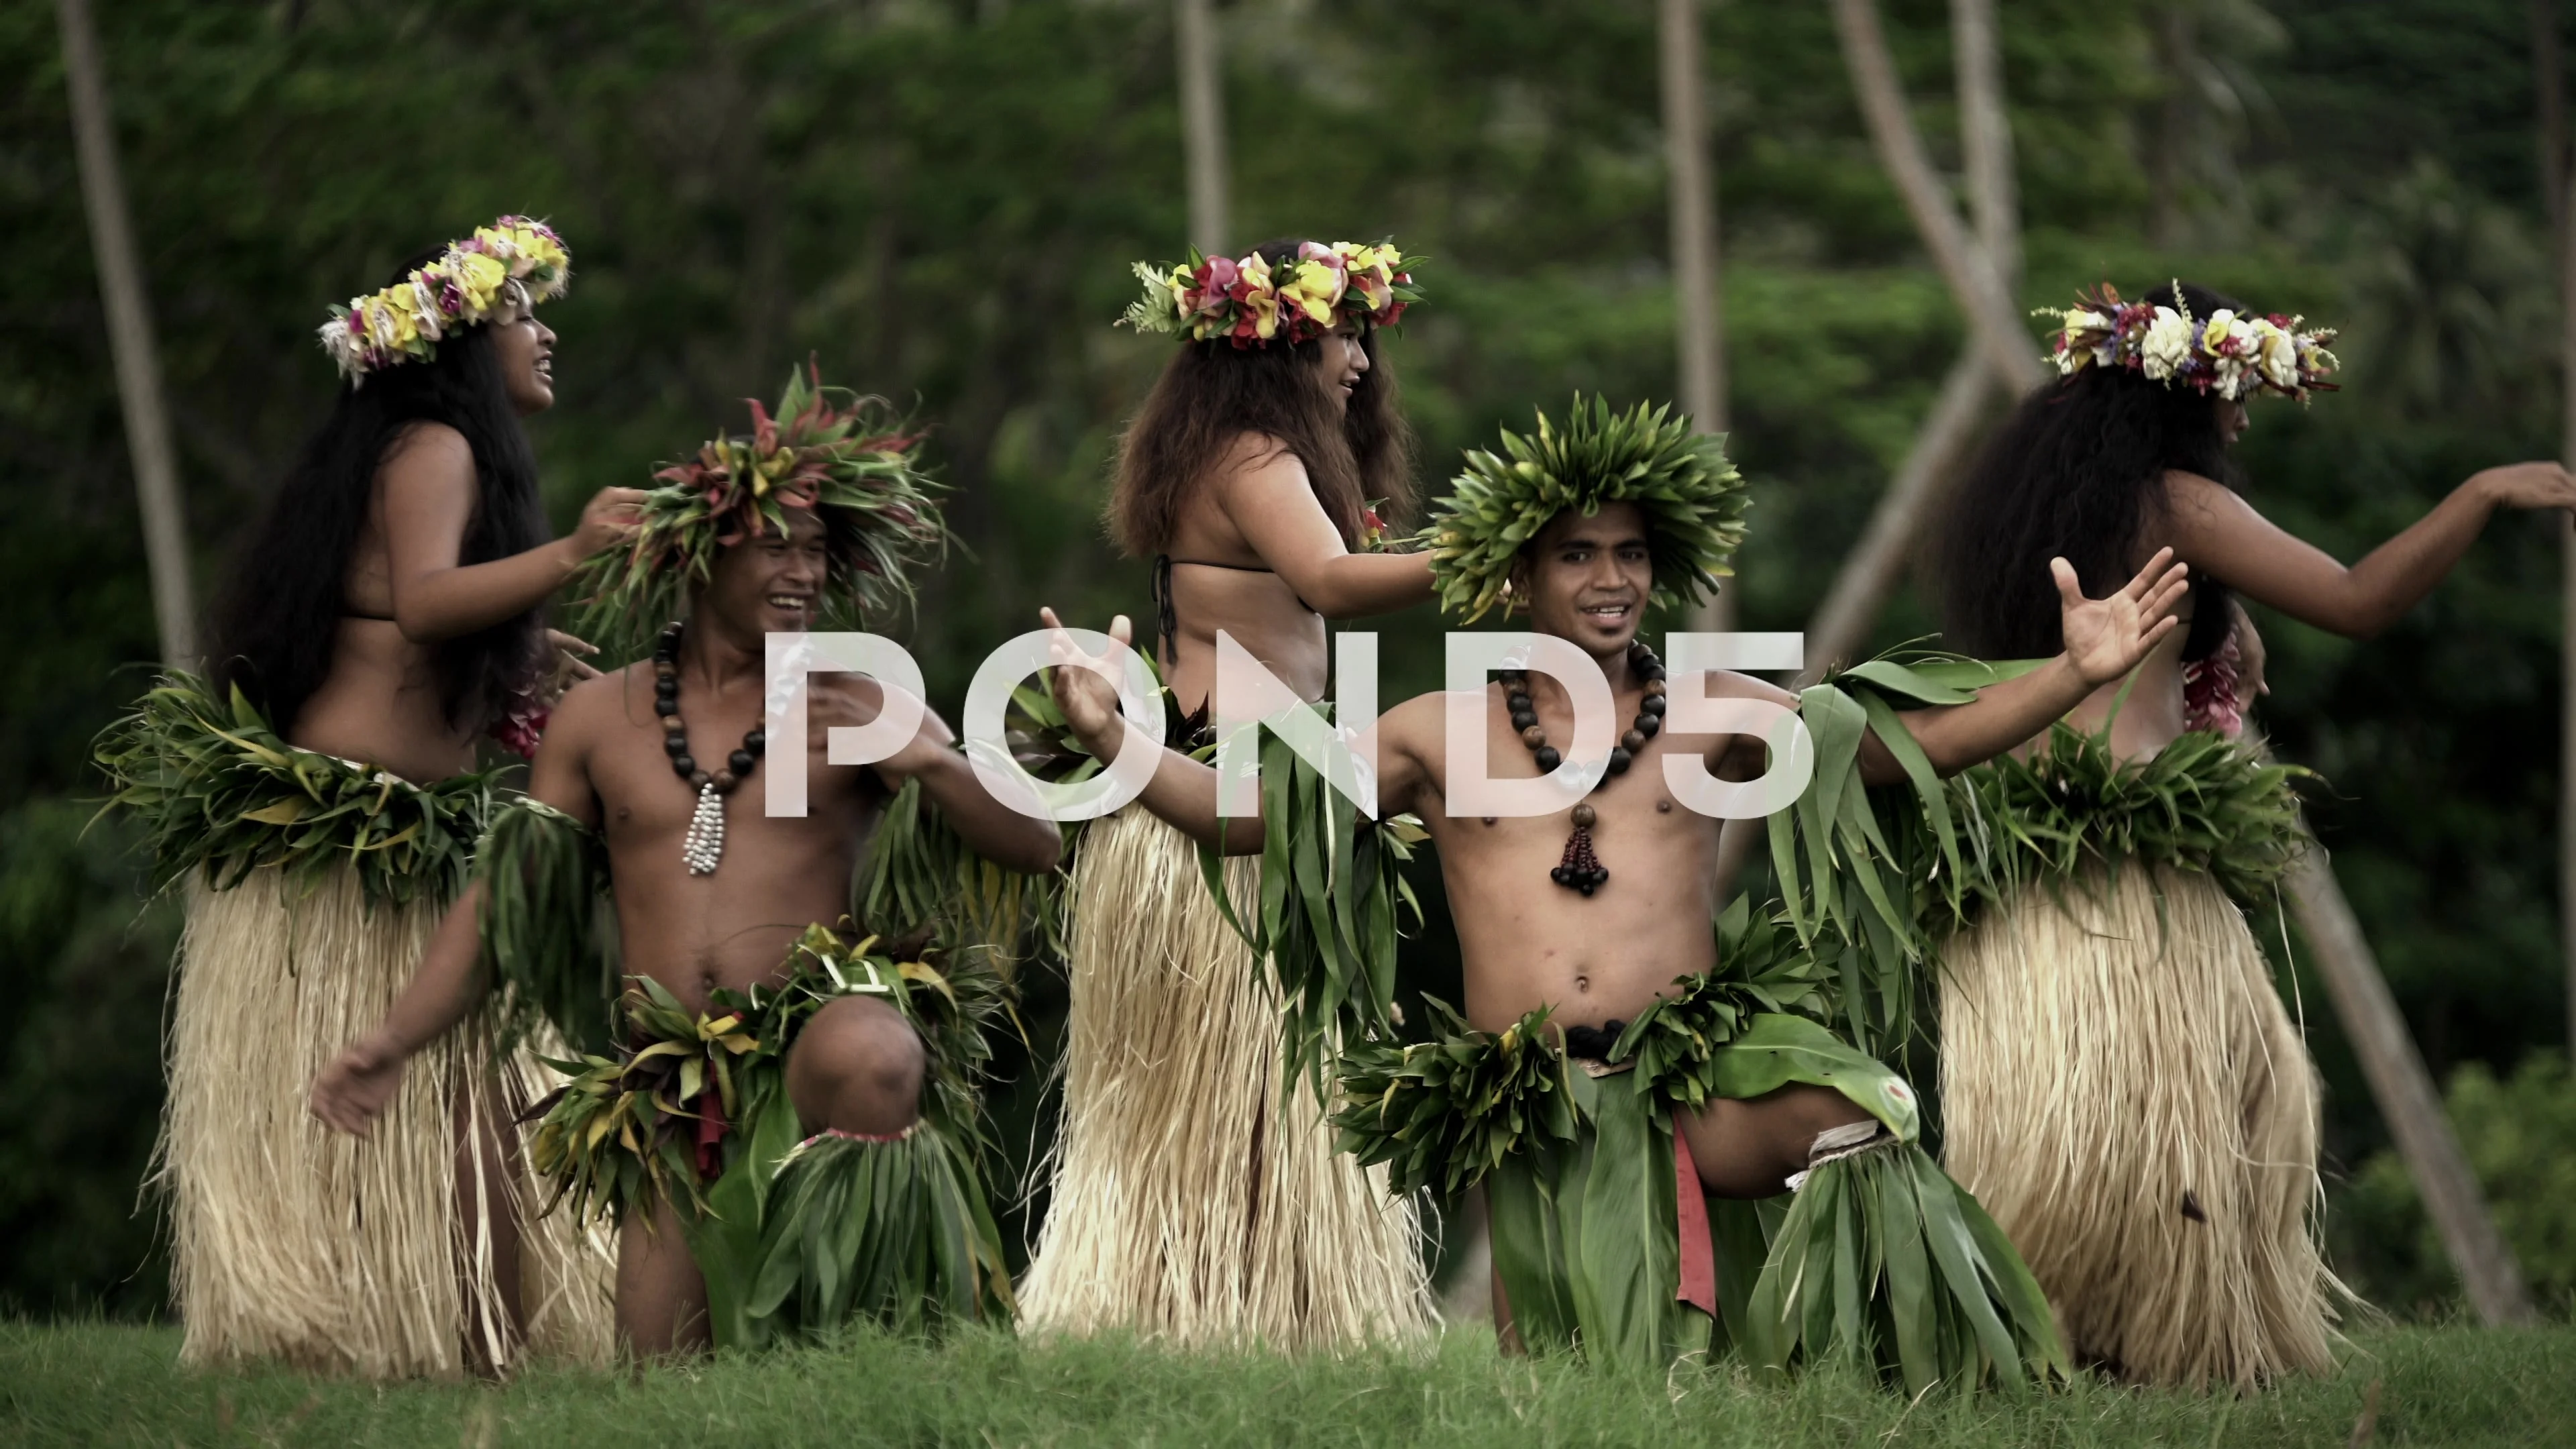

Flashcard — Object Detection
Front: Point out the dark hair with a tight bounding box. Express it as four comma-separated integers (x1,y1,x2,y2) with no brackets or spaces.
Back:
1109,238,1415,555
1942,280,2240,662
209,254,547,735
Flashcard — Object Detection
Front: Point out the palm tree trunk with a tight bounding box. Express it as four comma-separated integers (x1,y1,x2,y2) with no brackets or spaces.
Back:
1717,0,2019,895
1176,0,1230,256
2287,848,2536,1324
1661,0,1732,633
1826,0,2042,392
58,0,196,668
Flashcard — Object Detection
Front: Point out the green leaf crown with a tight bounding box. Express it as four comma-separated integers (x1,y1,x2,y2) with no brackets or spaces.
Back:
1419,394,1750,623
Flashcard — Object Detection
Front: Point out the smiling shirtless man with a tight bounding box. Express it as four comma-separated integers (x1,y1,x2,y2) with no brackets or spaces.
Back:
313,375,1059,1356
1041,398,2188,1381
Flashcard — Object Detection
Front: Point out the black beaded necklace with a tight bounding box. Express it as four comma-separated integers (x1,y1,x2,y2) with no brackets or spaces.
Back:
1501,640,1668,896
653,622,767,876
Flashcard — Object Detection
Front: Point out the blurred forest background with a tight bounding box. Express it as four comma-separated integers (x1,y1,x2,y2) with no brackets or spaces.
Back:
7,0,2576,1322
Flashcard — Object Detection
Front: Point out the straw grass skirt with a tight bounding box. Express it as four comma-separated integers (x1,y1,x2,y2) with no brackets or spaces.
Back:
1018,806,1431,1350
1938,860,2334,1388
160,864,614,1377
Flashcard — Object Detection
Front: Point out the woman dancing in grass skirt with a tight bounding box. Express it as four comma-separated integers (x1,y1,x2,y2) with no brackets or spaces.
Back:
97,219,640,1377
1935,280,2576,1387
1016,241,1436,1349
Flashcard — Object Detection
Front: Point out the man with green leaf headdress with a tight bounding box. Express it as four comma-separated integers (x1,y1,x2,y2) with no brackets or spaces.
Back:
311,365,1062,1356
1040,396,2191,1386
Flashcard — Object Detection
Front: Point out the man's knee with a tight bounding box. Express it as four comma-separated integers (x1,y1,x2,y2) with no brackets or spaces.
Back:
1684,1084,1880,1199
785,996,926,1136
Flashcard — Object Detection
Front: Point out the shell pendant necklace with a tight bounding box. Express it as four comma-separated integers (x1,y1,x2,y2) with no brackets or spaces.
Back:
653,623,768,875
1501,641,1668,896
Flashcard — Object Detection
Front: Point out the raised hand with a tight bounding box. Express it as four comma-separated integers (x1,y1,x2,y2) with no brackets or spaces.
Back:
1038,606,1132,755
547,628,603,684
571,486,651,556
309,1033,409,1138
2471,461,2576,513
2055,547,2190,687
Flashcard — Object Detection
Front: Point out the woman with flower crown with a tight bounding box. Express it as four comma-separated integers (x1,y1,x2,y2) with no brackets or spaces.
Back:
95,219,639,1377
1014,239,1438,1348
1933,280,2576,1387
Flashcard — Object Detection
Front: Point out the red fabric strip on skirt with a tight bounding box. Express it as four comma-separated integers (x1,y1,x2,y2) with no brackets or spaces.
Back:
1671,1120,1717,1316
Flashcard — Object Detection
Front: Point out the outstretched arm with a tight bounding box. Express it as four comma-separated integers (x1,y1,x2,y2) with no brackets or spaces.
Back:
1220,443,1434,620
871,690,1063,875
309,685,606,1136
2166,464,2576,639
1040,608,1258,854
1036,607,1430,854
1858,549,2190,782
378,423,646,642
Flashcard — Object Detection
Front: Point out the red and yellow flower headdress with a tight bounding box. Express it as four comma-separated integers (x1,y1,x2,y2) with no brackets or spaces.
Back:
1120,239,1421,347
570,362,948,662
2037,282,2339,402
318,216,570,382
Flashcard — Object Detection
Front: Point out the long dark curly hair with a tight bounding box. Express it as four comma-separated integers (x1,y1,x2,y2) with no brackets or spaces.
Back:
1943,280,2241,662
1109,238,1416,556
209,251,549,735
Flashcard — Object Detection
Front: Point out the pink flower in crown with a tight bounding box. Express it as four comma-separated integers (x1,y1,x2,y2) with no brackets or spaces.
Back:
1193,253,1240,301
1226,253,1281,344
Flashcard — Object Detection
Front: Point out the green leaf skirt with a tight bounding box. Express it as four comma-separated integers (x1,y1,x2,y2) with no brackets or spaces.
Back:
1337,974,2065,1389
524,930,1014,1348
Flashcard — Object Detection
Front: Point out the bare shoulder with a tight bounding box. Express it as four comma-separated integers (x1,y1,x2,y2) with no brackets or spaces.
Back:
379,420,474,478
1379,689,1447,753
1216,431,1309,494
2161,469,2243,521
548,665,643,742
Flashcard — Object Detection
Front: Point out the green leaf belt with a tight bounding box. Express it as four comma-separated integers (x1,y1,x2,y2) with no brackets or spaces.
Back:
1944,720,2310,921
93,674,497,908
1334,932,1919,1203
525,922,1009,1228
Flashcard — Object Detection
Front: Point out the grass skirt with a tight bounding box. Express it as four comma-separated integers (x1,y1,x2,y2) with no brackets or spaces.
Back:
160,864,614,1377
1937,861,2334,1388
1018,806,1430,1350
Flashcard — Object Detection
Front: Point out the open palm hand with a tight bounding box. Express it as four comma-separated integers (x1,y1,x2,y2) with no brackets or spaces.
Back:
1038,606,1134,755
2055,547,2190,687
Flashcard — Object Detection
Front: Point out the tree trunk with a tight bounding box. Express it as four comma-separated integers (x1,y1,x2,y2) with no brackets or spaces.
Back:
1951,0,2017,292
1827,0,2042,392
1176,0,1230,256
2536,1,2566,237
2286,846,2537,1324
2147,8,2196,248
1717,0,2021,894
1662,0,1732,634
2551,0,2576,1065
58,0,196,669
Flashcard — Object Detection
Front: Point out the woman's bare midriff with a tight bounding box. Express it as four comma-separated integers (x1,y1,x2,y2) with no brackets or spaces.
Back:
284,488,478,784
290,619,482,784
1161,475,1328,712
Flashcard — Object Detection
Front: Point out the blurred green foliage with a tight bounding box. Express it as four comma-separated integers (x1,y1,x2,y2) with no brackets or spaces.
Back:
2337,1053,2576,1317
2,0,2571,1317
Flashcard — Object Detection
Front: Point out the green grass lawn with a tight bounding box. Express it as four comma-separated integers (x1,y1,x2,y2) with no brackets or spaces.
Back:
4,1320,2571,1448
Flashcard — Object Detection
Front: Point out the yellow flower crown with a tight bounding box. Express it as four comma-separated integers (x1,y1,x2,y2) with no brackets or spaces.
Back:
1120,239,1420,347
317,217,570,382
